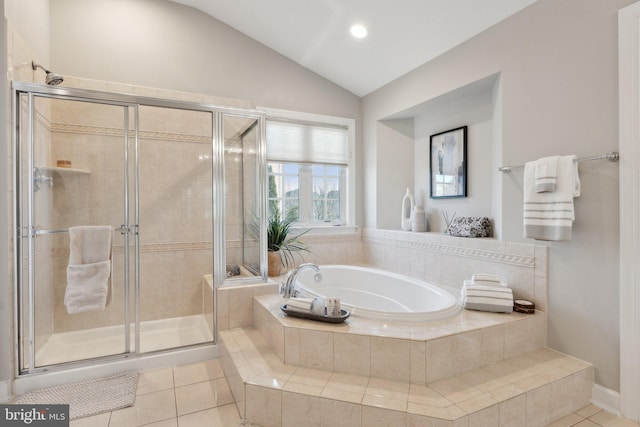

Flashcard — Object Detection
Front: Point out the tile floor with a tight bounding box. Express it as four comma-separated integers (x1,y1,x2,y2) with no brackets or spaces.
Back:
65,358,639,427
69,359,240,427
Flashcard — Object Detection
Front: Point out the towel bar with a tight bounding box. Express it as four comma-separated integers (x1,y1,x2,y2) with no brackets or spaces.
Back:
34,225,132,236
498,151,619,173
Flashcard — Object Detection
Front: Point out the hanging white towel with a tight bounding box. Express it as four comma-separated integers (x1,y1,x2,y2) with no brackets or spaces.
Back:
461,281,513,313
65,261,111,314
68,226,112,265
65,226,113,314
523,155,580,241
535,156,559,193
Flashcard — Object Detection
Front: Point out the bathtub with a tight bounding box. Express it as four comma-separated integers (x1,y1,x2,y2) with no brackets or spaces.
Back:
294,265,461,322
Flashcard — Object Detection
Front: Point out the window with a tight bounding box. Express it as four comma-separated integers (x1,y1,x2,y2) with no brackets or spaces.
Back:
311,164,342,223
264,109,355,227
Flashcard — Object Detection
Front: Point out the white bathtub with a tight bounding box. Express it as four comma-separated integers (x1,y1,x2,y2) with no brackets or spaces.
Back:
294,265,461,322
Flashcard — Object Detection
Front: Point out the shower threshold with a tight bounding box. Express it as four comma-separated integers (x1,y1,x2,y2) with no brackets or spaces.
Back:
34,314,213,367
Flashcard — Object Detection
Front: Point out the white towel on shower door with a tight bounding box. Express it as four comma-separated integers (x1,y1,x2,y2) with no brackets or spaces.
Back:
65,260,112,314
68,225,113,264
65,226,113,314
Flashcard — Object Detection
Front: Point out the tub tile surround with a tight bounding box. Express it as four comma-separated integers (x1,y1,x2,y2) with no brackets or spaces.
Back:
362,229,548,312
253,295,547,383
220,307,593,427
215,229,583,426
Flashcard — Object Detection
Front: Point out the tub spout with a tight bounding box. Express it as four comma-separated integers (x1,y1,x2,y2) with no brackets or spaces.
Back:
280,263,321,299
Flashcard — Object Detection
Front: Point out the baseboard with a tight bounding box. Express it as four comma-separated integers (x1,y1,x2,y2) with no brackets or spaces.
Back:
592,383,620,415
0,380,12,403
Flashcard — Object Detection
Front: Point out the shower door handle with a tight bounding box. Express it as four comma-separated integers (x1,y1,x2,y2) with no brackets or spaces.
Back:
116,225,130,235
116,224,139,235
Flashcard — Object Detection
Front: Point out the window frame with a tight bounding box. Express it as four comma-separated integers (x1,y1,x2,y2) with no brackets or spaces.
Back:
260,107,356,229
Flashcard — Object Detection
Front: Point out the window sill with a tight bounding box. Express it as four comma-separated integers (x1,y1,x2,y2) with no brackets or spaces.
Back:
290,225,359,237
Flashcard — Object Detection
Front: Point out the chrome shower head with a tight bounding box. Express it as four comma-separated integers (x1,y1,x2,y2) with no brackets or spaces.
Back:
32,61,64,86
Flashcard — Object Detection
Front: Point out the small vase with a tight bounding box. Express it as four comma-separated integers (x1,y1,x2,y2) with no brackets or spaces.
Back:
411,205,427,232
401,188,414,231
268,251,282,277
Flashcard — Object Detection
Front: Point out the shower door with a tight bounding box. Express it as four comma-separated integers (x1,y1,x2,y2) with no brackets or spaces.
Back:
222,113,266,282
14,89,136,371
13,83,264,374
136,105,215,353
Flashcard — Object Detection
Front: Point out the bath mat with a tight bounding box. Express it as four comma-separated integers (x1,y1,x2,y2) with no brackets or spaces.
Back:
15,371,138,420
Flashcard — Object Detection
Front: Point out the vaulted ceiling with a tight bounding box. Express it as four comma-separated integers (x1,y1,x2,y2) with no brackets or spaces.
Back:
170,0,539,96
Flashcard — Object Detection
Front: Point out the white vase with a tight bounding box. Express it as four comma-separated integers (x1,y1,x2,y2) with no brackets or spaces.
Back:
401,188,414,231
412,205,427,232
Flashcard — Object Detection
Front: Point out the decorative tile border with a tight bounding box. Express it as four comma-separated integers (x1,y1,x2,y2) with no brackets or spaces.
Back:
51,240,214,257
362,234,535,268
50,122,211,144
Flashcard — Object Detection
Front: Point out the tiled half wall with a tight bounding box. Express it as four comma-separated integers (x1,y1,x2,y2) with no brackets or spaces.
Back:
217,228,547,332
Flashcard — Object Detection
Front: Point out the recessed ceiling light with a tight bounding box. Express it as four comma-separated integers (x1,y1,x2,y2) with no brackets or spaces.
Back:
350,24,368,39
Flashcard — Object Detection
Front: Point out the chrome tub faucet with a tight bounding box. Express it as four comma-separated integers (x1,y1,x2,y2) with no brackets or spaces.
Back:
280,263,322,299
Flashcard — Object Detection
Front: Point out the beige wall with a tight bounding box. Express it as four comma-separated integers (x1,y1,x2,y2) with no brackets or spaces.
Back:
49,0,361,121
0,0,10,390
2,1,51,388
4,0,49,65
362,0,630,390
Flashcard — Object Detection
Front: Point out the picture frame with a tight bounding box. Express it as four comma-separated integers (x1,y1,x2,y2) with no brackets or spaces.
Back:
429,126,467,198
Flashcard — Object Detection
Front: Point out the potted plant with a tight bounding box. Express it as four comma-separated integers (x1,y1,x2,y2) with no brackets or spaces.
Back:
267,207,310,277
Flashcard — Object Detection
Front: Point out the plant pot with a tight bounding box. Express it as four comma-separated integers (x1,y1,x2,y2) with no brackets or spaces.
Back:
268,251,282,277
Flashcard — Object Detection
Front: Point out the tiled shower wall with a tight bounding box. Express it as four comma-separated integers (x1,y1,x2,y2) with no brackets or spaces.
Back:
8,49,255,338
44,84,216,333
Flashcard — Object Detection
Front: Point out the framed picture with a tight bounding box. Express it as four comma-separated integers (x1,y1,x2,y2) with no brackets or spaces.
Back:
430,126,467,198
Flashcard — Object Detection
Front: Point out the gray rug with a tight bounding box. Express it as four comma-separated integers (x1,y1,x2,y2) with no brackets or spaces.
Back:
15,371,138,420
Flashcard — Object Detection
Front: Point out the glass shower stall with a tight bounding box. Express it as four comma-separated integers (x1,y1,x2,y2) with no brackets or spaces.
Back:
12,82,266,374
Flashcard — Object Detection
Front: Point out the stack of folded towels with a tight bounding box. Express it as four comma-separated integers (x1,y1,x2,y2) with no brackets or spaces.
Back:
461,273,514,313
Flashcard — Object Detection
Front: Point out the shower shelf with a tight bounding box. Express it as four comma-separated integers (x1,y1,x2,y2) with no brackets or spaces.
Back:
42,166,90,175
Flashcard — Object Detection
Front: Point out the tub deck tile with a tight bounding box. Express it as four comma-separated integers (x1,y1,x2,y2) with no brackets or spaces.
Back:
222,293,591,426
255,293,547,382
220,326,592,426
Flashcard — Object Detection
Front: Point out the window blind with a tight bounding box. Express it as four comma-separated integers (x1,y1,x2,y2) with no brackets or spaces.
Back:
266,120,349,166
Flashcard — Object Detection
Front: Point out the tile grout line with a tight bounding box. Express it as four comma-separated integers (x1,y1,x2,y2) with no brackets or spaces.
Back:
172,366,179,425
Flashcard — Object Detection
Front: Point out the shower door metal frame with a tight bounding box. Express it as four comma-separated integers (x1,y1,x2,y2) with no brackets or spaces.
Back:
12,83,139,374
12,82,268,376
218,111,268,284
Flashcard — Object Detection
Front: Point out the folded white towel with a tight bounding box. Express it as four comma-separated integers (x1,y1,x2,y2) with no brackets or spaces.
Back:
472,280,505,287
65,260,111,314
461,281,513,313
287,297,314,313
471,273,505,287
65,226,113,314
471,273,500,282
524,155,580,241
535,156,559,193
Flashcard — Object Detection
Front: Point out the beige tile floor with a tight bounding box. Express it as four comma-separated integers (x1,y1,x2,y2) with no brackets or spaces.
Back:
68,359,640,427
69,359,241,427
